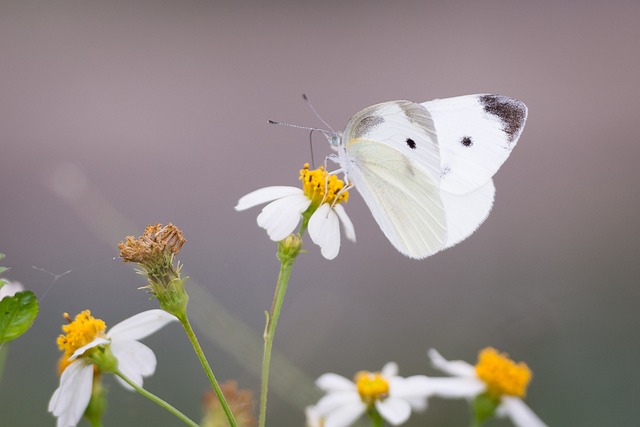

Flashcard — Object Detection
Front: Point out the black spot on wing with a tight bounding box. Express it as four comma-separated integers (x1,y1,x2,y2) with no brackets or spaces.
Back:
461,136,473,147
406,138,417,149
479,95,527,143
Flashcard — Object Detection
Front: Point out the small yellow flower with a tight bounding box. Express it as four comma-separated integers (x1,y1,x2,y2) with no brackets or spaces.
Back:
354,370,389,405
314,362,430,427
49,309,177,427
236,164,355,260
56,311,106,374
299,163,349,207
475,347,532,399
428,348,547,427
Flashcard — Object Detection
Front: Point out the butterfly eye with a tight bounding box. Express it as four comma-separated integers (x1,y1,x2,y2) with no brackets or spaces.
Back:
461,136,473,147
406,138,417,149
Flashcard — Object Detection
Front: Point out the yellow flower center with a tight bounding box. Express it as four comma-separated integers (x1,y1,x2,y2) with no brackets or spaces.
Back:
299,163,349,207
475,347,532,398
354,371,389,405
56,310,107,373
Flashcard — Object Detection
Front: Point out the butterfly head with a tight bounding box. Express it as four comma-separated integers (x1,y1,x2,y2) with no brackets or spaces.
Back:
325,131,344,151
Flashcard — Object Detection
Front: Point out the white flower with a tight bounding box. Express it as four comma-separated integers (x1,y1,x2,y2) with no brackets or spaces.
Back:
48,310,177,427
427,348,547,427
313,362,430,427
235,164,355,260
305,405,324,427
0,280,24,300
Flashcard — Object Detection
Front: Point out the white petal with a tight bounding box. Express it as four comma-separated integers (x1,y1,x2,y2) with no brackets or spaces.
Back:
70,337,109,360
428,348,476,377
381,361,399,378
333,204,356,242
257,194,310,241
107,309,177,341
390,375,431,404
323,400,366,427
500,396,548,427
48,360,94,427
235,186,302,210
315,373,356,392
0,281,24,300
111,340,157,390
309,204,341,259
305,406,323,427
315,391,361,416
376,397,412,425
424,377,485,398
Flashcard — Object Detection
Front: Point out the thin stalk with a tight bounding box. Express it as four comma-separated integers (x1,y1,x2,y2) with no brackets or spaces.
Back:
259,249,296,427
178,313,238,427
115,369,199,427
368,406,384,427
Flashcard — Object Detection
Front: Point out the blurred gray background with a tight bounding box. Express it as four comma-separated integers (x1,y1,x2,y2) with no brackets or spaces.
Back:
1,1,639,426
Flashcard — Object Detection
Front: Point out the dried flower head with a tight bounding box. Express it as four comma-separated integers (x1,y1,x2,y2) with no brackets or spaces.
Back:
118,223,185,264
202,381,256,427
118,223,189,317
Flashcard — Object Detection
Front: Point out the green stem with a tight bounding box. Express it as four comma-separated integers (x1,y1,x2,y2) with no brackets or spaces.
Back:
114,369,199,427
259,247,297,427
178,313,238,427
0,344,7,384
368,406,384,427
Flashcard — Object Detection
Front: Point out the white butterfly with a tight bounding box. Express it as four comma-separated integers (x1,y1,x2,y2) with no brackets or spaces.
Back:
324,94,528,259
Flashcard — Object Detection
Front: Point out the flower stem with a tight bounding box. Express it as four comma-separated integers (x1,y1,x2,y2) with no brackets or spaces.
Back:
367,406,384,427
114,369,199,427
259,238,300,427
0,344,7,383
178,313,238,427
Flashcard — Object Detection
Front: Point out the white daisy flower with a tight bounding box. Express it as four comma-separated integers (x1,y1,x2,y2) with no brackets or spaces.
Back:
427,348,547,427
0,280,24,300
48,309,177,427
235,164,355,260
313,362,431,427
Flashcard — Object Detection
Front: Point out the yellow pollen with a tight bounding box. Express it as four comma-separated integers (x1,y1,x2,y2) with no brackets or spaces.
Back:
56,310,107,372
475,347,532,398
299,163,349,207
354,370,389,405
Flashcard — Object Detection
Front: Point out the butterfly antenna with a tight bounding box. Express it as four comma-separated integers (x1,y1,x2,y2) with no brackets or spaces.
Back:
268,120,320,168
268,120,328,134
302,94,336,134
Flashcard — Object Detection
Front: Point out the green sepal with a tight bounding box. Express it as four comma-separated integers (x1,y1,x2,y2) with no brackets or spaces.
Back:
0,291,39,344
472,391,501,427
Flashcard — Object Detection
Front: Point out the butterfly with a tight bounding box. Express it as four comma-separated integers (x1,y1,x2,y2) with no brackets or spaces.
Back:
323,94,528,259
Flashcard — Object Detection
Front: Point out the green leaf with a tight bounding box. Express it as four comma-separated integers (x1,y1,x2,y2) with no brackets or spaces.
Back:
0,291,39,344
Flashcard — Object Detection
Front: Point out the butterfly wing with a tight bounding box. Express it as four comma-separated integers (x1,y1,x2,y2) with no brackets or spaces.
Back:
421,94,528,195
340,96,526,258
342,101,447,258
346,139,447,258
441,179,495,248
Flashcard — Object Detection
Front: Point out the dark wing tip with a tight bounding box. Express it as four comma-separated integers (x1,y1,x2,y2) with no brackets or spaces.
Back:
479,95,528,143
